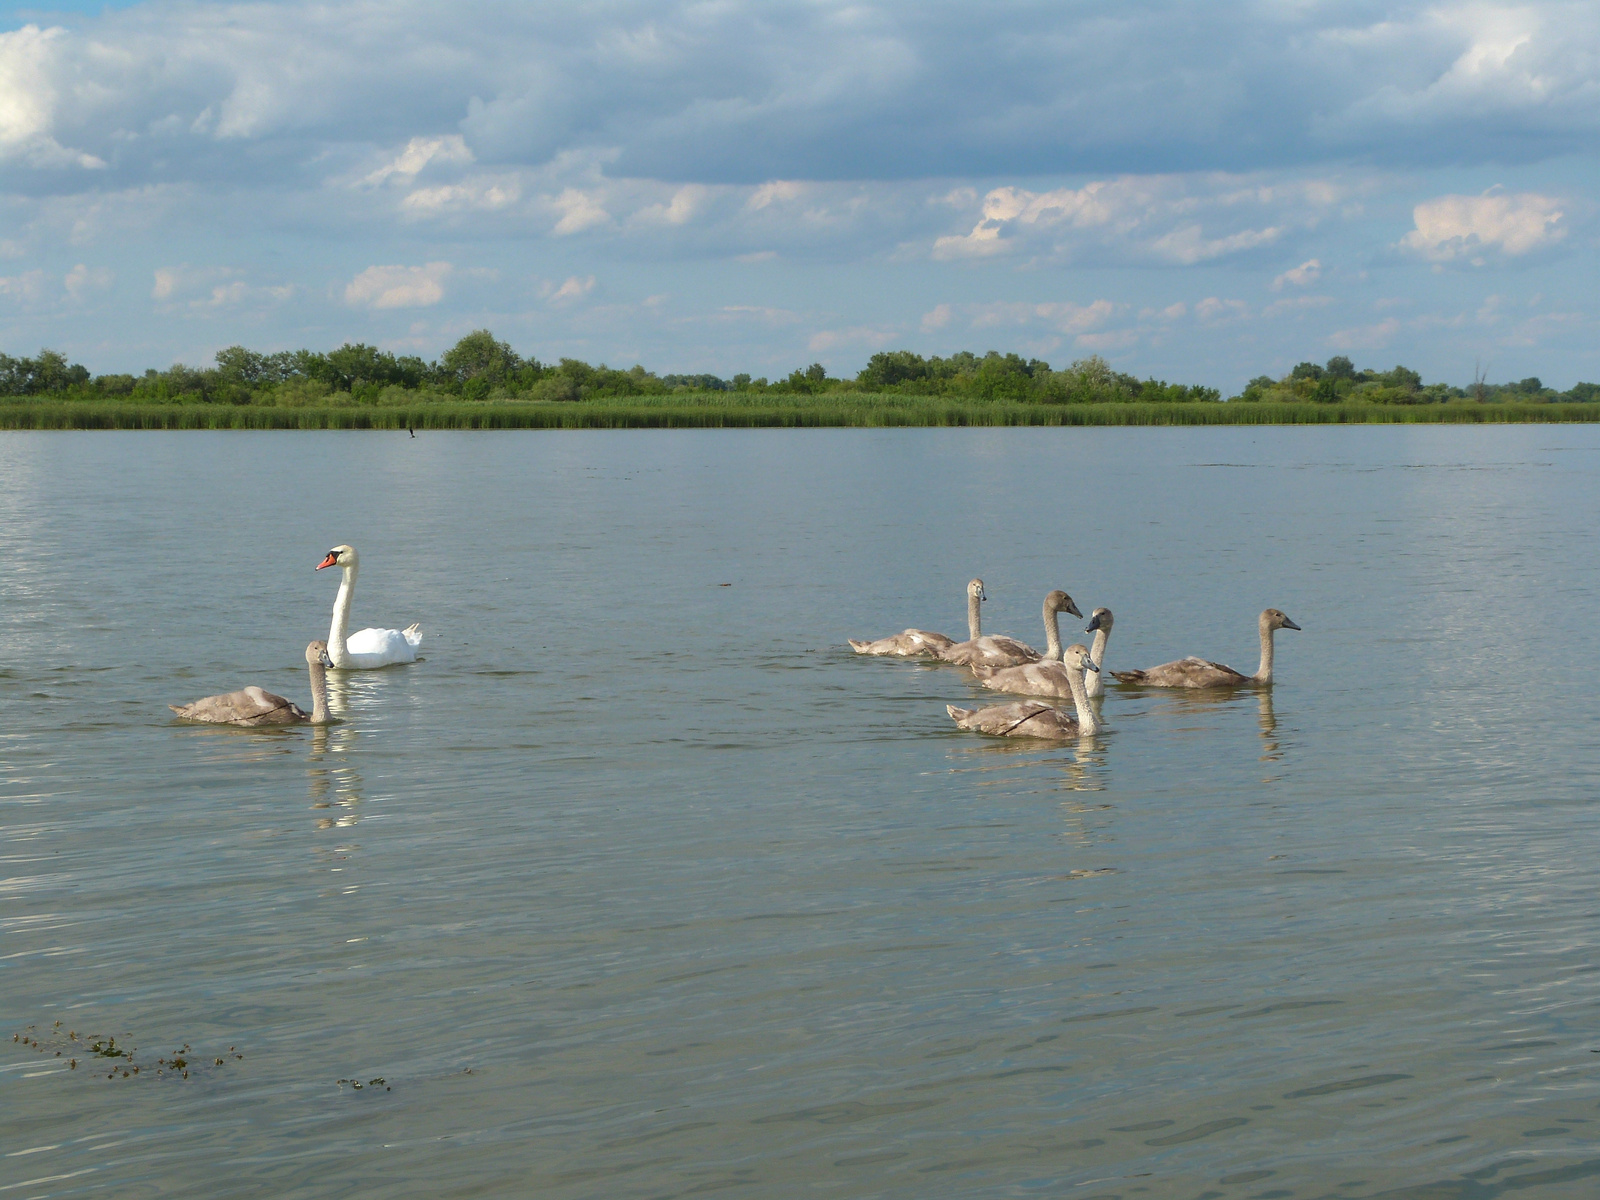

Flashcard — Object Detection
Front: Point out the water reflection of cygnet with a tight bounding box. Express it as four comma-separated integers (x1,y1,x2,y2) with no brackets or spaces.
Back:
309,722,363,831
1055,735,1107,793
1258,690,1281,763
946,732,1108,795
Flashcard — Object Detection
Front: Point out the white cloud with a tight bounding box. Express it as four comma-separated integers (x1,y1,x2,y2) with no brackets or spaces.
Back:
541,275,596,304
401,179,521,214
920,303,952,331
1150,224,1283,264
0,269,47,303
933,177,1317,265
149,264,294,311
548,188,612,235
933,181,1162,258
344,262,452,309
1401,191,1565,261
2,1,1600,195
0,25,105,169
747,182,806,211
152,264,229,303
365,135,474,186
630,185,710,227
63,263,113,301
1194,297,1249,323
1272,259,1322,290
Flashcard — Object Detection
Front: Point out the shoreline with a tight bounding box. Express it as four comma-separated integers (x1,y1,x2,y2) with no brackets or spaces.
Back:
4,398,1599,430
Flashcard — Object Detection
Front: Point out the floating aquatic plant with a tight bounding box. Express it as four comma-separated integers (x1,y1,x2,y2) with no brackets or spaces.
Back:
337,1077,391,1092
9,1024,243,1081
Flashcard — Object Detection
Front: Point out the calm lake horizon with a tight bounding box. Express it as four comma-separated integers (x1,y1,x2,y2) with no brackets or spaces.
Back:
4,426,1599,1198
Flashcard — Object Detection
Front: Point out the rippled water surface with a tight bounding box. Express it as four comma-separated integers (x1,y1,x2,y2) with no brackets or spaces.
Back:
4,427,1600,1198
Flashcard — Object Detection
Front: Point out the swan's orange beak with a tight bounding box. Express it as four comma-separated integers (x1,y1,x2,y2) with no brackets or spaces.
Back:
316,552,338,570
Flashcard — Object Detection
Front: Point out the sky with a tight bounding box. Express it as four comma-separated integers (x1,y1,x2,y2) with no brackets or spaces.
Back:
2,0,1598,391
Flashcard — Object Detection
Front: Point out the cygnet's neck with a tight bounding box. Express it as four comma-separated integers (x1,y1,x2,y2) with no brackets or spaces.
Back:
966,591,983,642
1043,599,1063,661
308,660,331,724
1085,625,1110,698
1252,618,1276,683
329,564,358,665
1066,664,1100,735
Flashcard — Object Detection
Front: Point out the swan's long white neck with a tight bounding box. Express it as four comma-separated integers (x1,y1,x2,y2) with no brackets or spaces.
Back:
1066,663,1100,735
308,660,330,724
967,592,982,642
1084,625,1110,698
1043,601,1063,662
1252,619,1275,683
329,564,358,668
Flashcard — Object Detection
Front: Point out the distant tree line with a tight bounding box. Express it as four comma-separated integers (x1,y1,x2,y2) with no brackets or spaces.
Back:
1238,355,1600,404
3,336,1594,407
0,334,1217,406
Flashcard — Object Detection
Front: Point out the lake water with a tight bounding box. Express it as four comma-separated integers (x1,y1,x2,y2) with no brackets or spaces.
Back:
3,426,1600,1199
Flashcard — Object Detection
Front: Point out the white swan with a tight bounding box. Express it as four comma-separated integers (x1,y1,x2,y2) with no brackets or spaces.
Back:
849,578,984,657
942,588,1081,670
947,644,1102,739
1110,609,1299,688
316,545,423,669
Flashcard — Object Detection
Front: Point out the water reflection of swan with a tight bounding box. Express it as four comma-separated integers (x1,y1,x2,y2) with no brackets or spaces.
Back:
849,578,982,657
944,589,1080,669
948,645,1102,738
1111,609,1300,687
1258,690,1281,766
1055,737,1107,792
309,716,363,832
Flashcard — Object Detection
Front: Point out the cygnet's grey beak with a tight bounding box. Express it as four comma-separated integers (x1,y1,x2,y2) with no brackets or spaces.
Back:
1085,613,1103,632
1283,617,1302,631
1065,600,1083,619
1084,659,1100,672
320,651,334,667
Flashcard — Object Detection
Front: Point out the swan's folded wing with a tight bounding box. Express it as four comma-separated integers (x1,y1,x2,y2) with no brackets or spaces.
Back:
1116,657,1249,687
978,661,1072,697
172,685,300,724
346,627,419,663
850,628,953,656
948,700,1078,738
943,636,1042,668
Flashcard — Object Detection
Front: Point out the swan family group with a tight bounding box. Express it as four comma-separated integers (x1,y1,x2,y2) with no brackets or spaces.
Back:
850,579,1300,739
169,550,1298,738
169,546,422,726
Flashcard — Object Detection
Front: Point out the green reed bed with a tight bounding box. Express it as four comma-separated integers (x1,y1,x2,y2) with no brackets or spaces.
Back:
3,395,1599,430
